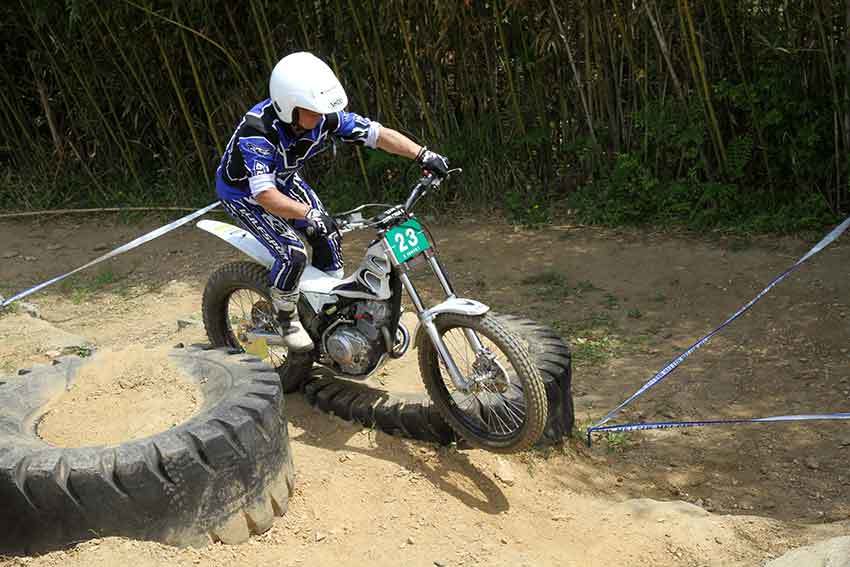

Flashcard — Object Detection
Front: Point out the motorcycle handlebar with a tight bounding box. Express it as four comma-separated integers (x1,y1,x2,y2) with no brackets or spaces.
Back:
331,169,462,235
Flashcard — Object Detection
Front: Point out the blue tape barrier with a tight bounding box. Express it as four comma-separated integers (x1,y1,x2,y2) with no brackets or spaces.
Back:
587,215,850,446
589,413,850,438
1,202,220,309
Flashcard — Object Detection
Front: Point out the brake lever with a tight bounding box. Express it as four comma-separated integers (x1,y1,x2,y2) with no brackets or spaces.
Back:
423,167,462,188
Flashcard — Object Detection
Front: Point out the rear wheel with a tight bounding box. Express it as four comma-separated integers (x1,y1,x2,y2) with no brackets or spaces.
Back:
202,261,313,393
418,312,548,452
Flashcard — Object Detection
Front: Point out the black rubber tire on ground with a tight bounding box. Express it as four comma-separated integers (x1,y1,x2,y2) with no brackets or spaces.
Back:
303,369,456,444
496,314,575,441
0,345,295,553
301,313,573,447
202,261,313,393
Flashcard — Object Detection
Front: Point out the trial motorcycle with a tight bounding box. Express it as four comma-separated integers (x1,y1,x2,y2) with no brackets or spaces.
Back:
199,171,547,452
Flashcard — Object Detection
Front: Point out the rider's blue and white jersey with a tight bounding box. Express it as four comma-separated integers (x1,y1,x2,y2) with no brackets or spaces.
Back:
215,99,382,200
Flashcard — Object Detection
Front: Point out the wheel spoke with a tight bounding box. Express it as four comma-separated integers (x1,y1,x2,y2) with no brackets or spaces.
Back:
496,395,525,429
477,391,495,432
444,330,470,373
485,394,514,434
226,289,287,369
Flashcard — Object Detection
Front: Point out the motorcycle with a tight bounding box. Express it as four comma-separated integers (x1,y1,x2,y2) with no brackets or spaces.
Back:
198,171,548,452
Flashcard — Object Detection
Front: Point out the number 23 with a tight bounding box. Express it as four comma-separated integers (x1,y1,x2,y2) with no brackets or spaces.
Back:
395,228,419,252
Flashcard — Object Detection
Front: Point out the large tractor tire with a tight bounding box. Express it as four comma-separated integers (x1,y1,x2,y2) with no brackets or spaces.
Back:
0,345,294,553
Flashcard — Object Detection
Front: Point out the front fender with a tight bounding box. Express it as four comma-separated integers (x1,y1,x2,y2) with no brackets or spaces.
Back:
196,220,275,269
412,297,490,348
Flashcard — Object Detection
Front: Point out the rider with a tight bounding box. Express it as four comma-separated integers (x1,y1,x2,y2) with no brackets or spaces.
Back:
215,52,449,352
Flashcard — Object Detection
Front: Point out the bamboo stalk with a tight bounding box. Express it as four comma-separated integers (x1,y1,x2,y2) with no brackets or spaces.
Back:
367,0,401,126
293,2,313,50
224,3,256,74
179,22,224,155
494,0,526,137
550,0,597,147
599,8,622,153
153,27,211,191
645,1,684,101
346,0,387,119
717,0,773,192
93,3,173,151
844,0,850,211
31,12,143,188
248,0,275,72
396,4,439,141
813,0,844,211
81,34,144,187
65,136,112,204
584,2,593,120
681,0,727,171
0,66,38,155
122,0,251,88
32,67,64,161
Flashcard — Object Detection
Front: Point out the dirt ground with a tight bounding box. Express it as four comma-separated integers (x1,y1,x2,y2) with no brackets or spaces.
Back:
0,211,848,566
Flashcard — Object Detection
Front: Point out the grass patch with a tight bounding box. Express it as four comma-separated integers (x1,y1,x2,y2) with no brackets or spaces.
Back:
521,270,572,298
572,422,633,452
602,293,620,309
556,312,622,366
621,333,657,355
572,420,593,442
604,431,631,453
521,270,569,287
67,345,94,358
585,312,614,328
59,268,127,304
521,271,602,300
0,303,18,319
575,280,600,294
627,308,643,319
572,335,620,365
92,269,118,287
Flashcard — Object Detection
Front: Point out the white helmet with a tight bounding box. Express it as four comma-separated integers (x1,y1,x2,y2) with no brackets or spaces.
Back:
269,52,348,123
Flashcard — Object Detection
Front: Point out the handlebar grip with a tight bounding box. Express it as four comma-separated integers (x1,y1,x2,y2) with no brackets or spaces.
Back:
305,226,316,238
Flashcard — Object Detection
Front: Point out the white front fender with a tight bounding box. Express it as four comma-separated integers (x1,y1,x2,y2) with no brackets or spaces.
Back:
412,297,490,346
196,220,275,269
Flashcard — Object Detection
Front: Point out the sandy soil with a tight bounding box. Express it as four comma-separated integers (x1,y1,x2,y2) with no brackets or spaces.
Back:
0,212,848,565
38,344,201,447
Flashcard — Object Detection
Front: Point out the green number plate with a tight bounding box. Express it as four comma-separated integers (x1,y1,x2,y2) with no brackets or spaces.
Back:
385,219,431,264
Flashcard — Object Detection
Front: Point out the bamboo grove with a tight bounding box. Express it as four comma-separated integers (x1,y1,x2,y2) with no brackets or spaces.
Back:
1,1,848,231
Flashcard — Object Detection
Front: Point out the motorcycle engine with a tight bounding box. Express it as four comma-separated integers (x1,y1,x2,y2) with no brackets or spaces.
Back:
325,301,392,375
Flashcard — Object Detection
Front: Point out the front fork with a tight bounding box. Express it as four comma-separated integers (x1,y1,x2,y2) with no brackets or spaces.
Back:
398,252,486,392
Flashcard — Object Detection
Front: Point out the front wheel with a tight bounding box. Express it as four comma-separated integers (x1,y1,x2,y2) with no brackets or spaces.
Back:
202,261,313,393
417,312,548,453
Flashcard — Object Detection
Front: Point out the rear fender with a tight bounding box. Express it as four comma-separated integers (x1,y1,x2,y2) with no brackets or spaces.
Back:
196,220,275,269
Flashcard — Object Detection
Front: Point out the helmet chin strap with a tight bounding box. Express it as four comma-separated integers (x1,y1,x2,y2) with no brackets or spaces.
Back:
287,108,308,135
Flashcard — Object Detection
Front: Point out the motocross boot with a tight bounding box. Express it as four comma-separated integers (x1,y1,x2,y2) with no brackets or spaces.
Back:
269,288,314,352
